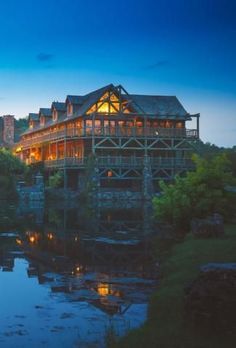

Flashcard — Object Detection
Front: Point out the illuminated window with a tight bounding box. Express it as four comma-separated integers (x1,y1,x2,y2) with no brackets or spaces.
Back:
110,104,119,113
95,120,101,127
100,92,109,101
40,116,45,126
86,120,92,127
166,121,173,128
86,104,97,114
97,102,109,113
67,103,73,115
86,92,131,115
97,283,110,296
176,121,184,128
53,109,57,121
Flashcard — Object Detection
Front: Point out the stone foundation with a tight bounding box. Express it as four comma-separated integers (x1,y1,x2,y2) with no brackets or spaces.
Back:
97,190,142,201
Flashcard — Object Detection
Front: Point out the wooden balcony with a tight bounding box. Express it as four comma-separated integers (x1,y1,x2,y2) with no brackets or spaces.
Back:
20,126,199,148
44,156,194,170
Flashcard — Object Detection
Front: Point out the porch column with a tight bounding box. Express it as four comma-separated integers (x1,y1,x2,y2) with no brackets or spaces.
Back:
196,114,200,138
142,155,153,200
56,142,58,159
64,130,67,190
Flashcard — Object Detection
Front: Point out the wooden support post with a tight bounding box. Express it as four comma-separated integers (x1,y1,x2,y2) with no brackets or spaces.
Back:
144,117,148,157
64,168,67,190
64,128,67,190
197,114,200,138
92,112,95,155
118,85,122,114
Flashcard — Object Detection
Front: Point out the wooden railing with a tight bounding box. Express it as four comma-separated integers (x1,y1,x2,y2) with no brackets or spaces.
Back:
44,156,194,169
20,126,199,148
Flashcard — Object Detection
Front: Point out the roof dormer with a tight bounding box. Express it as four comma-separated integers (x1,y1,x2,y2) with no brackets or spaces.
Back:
28,113,39,129
51,102,66,122
40,115,45,126
52,108,58,122
67,102,73,115
39,108,52,126
66,95,84,116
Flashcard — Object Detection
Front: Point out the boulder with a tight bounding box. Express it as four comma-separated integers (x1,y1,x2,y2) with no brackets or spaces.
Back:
191,213,224,238
185,263,236,332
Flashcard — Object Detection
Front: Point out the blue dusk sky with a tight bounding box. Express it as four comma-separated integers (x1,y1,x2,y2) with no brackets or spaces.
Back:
0,0,235,147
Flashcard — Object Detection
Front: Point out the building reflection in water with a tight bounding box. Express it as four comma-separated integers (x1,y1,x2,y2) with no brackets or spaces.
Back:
2,200,157,315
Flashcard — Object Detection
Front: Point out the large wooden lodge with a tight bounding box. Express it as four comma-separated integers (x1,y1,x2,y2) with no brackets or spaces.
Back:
15,84,200,194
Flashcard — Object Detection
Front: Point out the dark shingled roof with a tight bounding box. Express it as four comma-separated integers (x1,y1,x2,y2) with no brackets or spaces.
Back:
28,113,39,121
52,102,66,112
66,95,85,104
128,95,188,117
39,108,52,117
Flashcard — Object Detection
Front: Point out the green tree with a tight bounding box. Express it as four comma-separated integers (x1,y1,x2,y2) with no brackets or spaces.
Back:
48,171,64,188
153,154,236,232
196,140,236,176
0,148,26,199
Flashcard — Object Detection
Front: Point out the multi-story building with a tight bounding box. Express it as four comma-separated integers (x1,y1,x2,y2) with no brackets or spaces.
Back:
15,84,200,194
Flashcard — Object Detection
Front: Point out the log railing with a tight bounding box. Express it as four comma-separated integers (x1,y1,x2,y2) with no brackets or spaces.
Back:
20,126,199,148
44,156,194,169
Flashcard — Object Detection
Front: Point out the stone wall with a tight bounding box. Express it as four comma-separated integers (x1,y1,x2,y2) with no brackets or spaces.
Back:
97,190,142,201
16,173,44,201
2,115,15,145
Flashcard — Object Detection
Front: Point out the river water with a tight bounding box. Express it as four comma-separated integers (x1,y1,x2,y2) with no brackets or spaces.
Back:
0,201,157,348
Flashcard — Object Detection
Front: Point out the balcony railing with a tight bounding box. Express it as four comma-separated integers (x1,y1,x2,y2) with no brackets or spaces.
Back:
44,156,194,169
20,126,199,148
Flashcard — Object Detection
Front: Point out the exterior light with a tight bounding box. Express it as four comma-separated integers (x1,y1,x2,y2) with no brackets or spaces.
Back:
97,283,110,296
15,146,23,153
29,236,36,243
16,238,22,245
107,170,113,177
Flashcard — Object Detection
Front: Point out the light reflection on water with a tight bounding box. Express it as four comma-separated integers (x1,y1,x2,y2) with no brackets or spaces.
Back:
0,201,157,348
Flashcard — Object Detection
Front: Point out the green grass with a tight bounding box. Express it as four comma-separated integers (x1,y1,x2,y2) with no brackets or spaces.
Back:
111,224,236,348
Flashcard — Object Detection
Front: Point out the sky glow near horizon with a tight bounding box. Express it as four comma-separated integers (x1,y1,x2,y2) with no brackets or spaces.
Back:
0,0,235,147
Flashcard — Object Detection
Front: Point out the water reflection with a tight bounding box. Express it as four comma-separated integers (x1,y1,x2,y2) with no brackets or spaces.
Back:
0,201,157,348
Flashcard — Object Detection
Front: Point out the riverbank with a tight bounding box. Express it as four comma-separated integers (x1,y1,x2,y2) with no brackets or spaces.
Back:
111,224,236,348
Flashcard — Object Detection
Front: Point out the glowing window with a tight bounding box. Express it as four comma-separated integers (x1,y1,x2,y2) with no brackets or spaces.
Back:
68,103,73,115
53,109,57,121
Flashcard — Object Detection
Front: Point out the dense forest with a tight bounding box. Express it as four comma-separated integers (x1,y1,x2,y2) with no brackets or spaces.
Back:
14,117,28,141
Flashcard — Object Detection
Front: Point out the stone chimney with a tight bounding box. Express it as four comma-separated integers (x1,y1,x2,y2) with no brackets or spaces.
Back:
3,115,15,145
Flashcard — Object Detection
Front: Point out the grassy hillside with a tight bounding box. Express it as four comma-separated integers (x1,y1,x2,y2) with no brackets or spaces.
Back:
111,224,236,348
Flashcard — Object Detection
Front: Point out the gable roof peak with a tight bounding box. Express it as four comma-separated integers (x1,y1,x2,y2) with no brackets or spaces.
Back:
39,108,52,117
51,101,66,111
